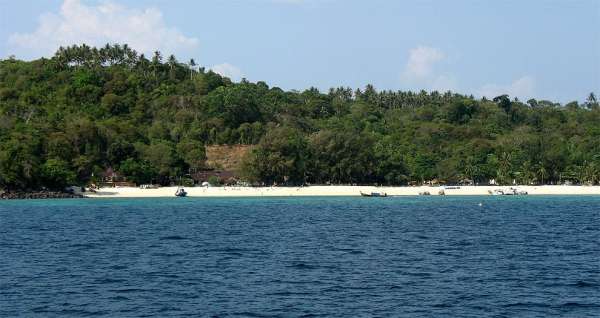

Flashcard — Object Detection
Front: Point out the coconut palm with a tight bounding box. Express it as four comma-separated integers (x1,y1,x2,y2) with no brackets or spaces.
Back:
151,51,162,78
583,161,598,185
463,156,480,183
497,152,513,184
167,55,178,79
520,161,535,185
189,58,196,80
168,55,177,71
537,163,547,185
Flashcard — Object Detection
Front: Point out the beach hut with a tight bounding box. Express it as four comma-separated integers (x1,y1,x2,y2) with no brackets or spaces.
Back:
459,178,474,186
100,167,136,187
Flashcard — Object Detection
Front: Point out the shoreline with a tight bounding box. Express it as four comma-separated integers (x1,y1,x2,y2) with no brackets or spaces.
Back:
83,185,600,198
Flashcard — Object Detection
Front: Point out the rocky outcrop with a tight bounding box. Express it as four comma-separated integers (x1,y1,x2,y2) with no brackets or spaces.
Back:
0,191,85,200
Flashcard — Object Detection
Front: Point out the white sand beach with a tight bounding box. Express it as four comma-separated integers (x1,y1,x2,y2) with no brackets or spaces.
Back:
83,185,600,198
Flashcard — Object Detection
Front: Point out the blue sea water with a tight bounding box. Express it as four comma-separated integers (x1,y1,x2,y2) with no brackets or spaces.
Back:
0,196,599,317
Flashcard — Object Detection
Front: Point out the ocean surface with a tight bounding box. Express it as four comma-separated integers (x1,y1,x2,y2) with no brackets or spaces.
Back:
1,196,599,317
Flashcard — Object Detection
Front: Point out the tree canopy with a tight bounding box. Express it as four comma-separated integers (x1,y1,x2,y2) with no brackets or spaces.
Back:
0,44,599,189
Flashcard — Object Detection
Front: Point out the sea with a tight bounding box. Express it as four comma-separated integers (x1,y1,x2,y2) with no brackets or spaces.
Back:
1,196,599,317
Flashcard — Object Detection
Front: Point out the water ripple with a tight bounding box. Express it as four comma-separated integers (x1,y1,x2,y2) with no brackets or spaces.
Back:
0,196,599,317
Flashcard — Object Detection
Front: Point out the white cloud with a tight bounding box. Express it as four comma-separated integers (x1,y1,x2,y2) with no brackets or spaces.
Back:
211,63,243,81
402,46,445,81
478,76,535,100
400,46,536,98
401,45,455,92
8,0,198,58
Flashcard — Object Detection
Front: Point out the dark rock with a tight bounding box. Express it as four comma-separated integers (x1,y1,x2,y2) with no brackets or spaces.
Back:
0,190,85,200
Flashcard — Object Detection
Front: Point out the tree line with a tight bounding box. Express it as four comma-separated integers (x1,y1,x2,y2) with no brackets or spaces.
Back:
0,44,599,190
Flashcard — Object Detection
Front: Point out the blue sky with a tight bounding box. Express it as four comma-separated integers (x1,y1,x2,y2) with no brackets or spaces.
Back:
1,0,598,102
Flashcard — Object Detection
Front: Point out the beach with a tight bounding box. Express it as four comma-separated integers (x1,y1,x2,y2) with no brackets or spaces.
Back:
83,185,600,198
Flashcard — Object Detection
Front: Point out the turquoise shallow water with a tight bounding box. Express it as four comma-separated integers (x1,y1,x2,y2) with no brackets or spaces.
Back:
1,196,599,317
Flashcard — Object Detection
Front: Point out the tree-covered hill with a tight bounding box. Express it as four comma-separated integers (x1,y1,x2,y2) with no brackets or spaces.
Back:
0,44,599,190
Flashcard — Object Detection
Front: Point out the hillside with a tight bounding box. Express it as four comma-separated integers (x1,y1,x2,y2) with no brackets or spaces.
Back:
0,44,599,190
205,145,253,171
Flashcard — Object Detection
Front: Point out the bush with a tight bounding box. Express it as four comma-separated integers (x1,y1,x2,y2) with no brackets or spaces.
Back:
119,159,158,185
207,175,220,186
41,159,76,189
181,178,194,187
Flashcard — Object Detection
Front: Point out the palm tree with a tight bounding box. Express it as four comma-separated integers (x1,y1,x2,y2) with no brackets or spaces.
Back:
520,160,535,185
189,58,196,80
167,55,178,79
583,161,598,185
585,92,598,109
124,45,138,68
498,152,512,184
537,163,547,185
463,156,479,184
151,51,162,78
168,55,177,71
137,54,150,78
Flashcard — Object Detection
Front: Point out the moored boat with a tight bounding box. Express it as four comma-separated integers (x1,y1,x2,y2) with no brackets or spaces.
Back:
489,188,528,196
360,191,387,197
175,187,187,197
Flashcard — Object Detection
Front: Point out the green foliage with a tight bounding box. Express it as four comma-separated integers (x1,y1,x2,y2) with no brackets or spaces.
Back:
180,177,195,187
176,138,206,170
242,127,308,185
138,141,179,179
308,129,377,184
207,175,220,186
118,158,157,185
0,132,41,190
0,44,599,190
40,159,75,189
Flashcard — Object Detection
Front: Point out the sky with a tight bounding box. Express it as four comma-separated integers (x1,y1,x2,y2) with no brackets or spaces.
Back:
0,0,598,103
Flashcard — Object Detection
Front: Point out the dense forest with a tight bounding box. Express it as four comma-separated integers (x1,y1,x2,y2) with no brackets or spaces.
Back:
1,44,599,190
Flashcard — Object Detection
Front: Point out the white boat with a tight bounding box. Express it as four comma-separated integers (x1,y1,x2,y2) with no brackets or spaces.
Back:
175,187,187,197
512,188,528,195
489,188,527,196
360,191,387,197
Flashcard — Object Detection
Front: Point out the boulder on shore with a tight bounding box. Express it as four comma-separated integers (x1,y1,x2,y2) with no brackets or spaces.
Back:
0,190,85,200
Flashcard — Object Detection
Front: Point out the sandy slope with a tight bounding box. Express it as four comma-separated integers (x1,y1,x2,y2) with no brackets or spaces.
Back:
83,185,600,198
